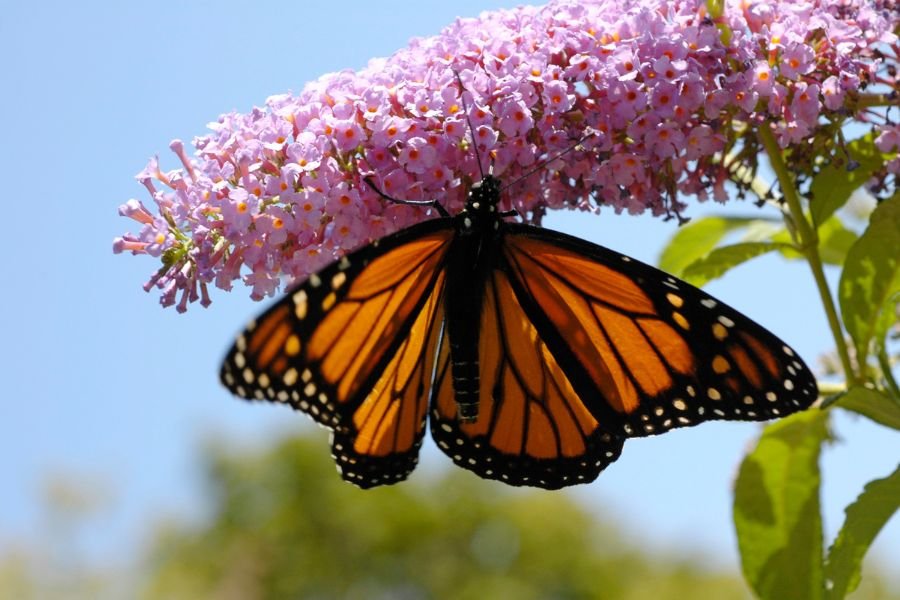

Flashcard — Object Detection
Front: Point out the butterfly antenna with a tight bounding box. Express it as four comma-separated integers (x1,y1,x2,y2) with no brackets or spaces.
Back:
453,69,488,181
500,131,596,195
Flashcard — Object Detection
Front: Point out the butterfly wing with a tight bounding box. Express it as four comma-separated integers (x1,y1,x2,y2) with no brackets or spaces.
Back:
429,266,625,489
500,224,819,438
220,220,453,487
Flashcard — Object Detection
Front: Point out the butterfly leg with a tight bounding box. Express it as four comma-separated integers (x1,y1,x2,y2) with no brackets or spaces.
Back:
362,177,451,218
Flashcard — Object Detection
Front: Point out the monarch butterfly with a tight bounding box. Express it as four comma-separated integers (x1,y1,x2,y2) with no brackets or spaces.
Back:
220,162,818,489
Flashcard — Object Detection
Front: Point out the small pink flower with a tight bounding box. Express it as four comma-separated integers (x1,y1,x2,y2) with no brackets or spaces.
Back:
684,125,723,160
609,80,647,126
256,206,293,246
779,43,816,80
542,80,574,114
473,124,500,155
646,123,685,159
821,76,844,111
752,61,775,97
608,153,644,187
331,119,365,153
496,97,534,138
325,182,363,215
398,137,438,174
875,125,900,154
791,82,821,128
360,87,390,121
296,189,325,229
650,82,680,118
219,189,257,235
329,211,367,250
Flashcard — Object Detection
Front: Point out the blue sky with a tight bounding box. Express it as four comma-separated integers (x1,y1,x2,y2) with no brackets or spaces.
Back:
2,0,897,580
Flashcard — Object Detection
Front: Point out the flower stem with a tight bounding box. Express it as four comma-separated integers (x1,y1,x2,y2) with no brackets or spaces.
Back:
855,93,898,110
757,123,858,388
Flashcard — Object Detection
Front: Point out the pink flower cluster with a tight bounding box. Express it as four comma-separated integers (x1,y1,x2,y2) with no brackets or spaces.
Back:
114,0,899,311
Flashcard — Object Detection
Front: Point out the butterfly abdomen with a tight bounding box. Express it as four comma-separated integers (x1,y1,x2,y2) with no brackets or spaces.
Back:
444,180,506,422
445,235,488,422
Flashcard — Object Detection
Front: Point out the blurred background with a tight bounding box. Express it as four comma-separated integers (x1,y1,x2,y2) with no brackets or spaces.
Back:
1,1,897,597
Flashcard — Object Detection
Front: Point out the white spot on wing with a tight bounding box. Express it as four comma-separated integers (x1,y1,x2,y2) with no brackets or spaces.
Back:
293,290,308,319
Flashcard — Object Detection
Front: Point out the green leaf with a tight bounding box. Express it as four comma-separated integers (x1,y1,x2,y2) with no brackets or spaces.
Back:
734,410,829,600
824,465,900,600
657,216,763,277
680,241,793,287
817,217,860,266
834,386,900,431
838,197,900,366
872,269,900,358
810,133,888,227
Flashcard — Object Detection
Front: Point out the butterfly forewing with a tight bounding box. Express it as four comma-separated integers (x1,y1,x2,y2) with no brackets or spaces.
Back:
220,220,454,484
501,225,818,438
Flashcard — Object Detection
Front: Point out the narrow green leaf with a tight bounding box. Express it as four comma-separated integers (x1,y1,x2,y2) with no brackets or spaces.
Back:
834,386,900,431
734,410,829,600
838,197,900,366
657,216,760,277
875,347,900,404
741,219,787,243
769,227,804,261
681,241,793,287
770,215,858,265
824,465,900,600
810,133,888,227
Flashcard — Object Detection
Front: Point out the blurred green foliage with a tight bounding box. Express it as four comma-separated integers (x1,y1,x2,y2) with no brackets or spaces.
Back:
142,433,747,599
2,431,897,599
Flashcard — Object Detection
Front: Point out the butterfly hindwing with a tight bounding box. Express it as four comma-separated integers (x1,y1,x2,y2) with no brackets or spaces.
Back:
430,267,625,489
330,278,446,487
220,219,453,486
501,225,818,439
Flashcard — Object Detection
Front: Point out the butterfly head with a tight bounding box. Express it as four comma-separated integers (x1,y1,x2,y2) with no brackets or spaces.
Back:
462,174,503,217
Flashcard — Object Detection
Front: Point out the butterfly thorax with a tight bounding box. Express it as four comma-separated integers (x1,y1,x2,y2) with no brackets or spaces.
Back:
444,175,506,422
